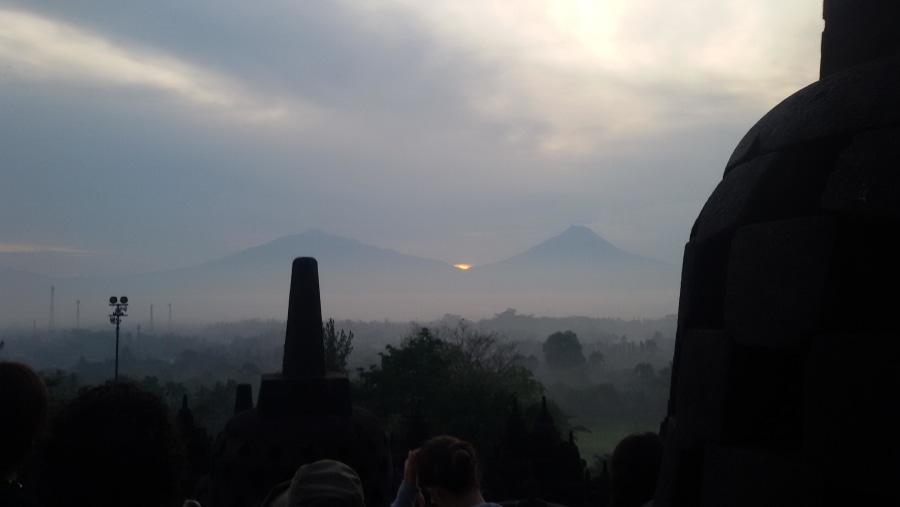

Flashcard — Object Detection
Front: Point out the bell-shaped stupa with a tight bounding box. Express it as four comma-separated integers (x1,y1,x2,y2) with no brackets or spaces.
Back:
658,2,900,505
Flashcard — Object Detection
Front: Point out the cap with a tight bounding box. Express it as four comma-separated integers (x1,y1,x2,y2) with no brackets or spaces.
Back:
260,459,365,507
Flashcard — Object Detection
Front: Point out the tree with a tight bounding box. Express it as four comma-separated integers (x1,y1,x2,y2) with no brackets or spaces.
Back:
589,350,605,368
138,375,167,398
441,319,521,374
323,318,354,374
543,331,586,370
191,379,238,435
633,362,656,388
353,323,543,452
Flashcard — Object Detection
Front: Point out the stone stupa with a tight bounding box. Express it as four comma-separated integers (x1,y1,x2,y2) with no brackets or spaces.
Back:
657,2,900,505
206,258,392,507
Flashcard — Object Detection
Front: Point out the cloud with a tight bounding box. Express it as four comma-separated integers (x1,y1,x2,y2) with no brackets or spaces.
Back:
0,1,825,282
349,0,822,157
0,243,99,255
0,8,300,123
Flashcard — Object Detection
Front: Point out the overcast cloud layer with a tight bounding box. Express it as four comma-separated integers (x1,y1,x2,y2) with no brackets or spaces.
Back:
1,1,822,280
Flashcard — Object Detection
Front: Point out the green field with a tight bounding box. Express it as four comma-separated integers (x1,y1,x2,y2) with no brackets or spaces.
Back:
571,417,661,458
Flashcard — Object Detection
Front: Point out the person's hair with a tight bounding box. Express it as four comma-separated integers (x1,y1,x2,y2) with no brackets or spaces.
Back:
0,361,49,475
608,432,664,507
416,435,480,496
39,381,184,507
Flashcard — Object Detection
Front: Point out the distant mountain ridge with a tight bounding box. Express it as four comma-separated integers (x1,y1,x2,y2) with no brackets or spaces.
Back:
483,225,654,266
196,229,452,273
0,227,679,325
197,229,452,278
469,226,677,291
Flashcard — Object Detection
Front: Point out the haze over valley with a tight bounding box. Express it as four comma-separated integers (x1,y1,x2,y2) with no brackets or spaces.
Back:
0,226,679,328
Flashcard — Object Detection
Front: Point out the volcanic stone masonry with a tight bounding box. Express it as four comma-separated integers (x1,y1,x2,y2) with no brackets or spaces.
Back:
657,2,900,505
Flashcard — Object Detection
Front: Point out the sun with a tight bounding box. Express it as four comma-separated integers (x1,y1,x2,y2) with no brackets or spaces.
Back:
453,264,472,270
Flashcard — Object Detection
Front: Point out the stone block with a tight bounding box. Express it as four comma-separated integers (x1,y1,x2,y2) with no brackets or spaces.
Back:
803,333,900,504
721,342,803,451
823,128,900,220
724,216,836,348
819,219,900,332
676,235,731,331
256,373,352,417
699,446,819,506
698,140,841,242
653,421,704,507
694,154,771,241
725,56,900,171
674,329,729,450
821,1,900,78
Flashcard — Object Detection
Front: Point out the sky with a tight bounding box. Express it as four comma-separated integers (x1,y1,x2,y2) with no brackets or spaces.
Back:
0,0,823,278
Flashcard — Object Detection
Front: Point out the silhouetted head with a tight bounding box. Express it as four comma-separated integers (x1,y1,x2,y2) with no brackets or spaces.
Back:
260,459,365,507
40,381,184,507
608,432,663,507
0,362,49,477
416,435,481,502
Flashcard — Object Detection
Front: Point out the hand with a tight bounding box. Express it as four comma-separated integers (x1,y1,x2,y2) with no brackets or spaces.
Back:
404,449,420,484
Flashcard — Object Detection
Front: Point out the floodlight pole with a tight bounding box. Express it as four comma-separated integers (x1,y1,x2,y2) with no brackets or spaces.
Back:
108,296,129,382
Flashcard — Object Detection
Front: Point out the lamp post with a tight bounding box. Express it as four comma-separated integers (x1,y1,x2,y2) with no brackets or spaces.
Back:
108,296,129,381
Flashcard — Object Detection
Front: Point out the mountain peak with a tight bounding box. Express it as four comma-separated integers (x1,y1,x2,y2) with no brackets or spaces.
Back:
199,228,452,273
471,226,677,291
547,225,618,250
559,225,603,239
497,226,629,265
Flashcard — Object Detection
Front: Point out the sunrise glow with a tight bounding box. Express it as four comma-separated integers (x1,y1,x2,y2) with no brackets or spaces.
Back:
454,264,472,270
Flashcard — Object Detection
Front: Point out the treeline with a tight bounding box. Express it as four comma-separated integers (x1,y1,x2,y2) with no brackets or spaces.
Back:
0,313,676,448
